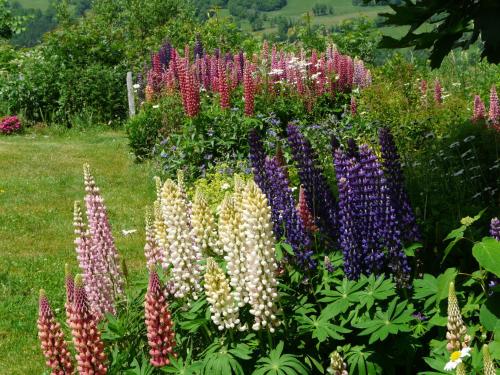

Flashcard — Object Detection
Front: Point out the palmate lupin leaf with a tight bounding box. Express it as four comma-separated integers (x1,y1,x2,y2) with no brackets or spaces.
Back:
319,278,367,317
344,345,381,375
296,309,352,344
252,341,309,375
201,341,253,375
356,275,396,311
161,351,203,374
354,297,414,345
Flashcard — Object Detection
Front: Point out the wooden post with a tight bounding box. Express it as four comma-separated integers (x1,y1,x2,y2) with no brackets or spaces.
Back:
126,71,136,117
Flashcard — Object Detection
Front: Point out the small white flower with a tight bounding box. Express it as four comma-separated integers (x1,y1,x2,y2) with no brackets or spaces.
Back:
269,68,284,76
152,104,160,109
133,83,140,89
444,347,471,371
221,183,231,191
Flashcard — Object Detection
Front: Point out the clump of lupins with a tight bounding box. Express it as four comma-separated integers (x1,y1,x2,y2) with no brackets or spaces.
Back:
241,180,280,332
143,41,371,116
144,207,162,268
160,179,202,299
490,217,500,240
37,290,74,375
249,130,314,268
327,351,348,375
74,164,124,320
378,127,420,242
287,124,338,240
191,189,219,256
204,257,241,330
0,115,22,134
145,269,177,367
472,95,486,123
70,275,108,374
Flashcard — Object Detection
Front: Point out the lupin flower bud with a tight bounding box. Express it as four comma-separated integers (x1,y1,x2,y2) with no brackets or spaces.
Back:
145,269,176,367
161,180,201,299
204,258,241,330
37,290,74,375
456,363,466,375
446,282,470,352
327,351,348,375
490,217,500,240
144,207,162,268
324,256,334,273
482,344,496,375
71,275,107,374
242,181,280,332
191,189,219,255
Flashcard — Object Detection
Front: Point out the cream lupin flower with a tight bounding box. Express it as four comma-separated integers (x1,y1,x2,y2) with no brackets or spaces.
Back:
204,257,240,330
219,195,249,307
241,180,280,332
446,282,470,352
161,179,201,299
483,344,496,375
191,189,219,256
144,207,162,268
327,351,348,375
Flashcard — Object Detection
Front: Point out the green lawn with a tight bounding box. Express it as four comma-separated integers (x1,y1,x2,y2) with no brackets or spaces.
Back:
0,129,155,374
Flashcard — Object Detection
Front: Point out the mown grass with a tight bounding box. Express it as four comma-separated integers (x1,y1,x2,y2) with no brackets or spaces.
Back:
0,129,155,374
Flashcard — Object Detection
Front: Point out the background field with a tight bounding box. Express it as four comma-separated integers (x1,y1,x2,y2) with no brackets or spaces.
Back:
10,0,49,10
0,129,155,374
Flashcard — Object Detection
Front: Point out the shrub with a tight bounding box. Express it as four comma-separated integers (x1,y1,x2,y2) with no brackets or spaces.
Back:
0,115,21,134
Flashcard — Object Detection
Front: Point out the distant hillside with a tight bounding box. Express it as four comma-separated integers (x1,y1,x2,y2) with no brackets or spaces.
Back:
10,0,49,10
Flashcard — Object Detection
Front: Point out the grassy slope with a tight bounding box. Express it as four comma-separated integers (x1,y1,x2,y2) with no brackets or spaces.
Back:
0,130,155,374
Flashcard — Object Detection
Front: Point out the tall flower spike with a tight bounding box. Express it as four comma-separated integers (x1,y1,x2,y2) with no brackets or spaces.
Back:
248,129,269,192
145,269,176,367
71,275,107,374
204,258,240,330
287,124,338,239
243,61,255,116
145,207,162,268
446,282,470,353
297,185,318,233
38,290,74,375
456,363,466,375
64,264,74,327
489,85,499,128
219,193,249,308
327,351,348,375
83,164,124,319
191,189,219,256
482,344,496,375
161,179,201,299
242,181,280,332
434,79,442,104
472,95,486,123
490,217,500,240
379,127,420,242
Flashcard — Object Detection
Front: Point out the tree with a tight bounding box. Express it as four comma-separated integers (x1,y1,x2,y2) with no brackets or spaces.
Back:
372,0,500,68
0,0,28,39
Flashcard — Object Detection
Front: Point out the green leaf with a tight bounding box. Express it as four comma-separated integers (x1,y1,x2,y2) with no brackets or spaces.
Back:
413,269,457,310
344,345,380,375
479,294,500,331
252,341,309,375
354,297,414,344
357,274,396,311
472,237,500,277
319,278,366,317
404,242,423,257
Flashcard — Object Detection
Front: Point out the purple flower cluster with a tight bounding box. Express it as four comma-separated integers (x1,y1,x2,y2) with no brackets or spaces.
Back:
249,130,314,269
158,41,172,69
0,115,21,135
379,128,420,242
287,124,338,240
334,145,411,286
491,217,500,240
193,36,204,59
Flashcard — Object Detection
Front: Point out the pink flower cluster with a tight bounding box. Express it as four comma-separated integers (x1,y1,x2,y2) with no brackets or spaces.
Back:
471,85,499,131
37,290,74,375
143,41,371,117
145,270,177,367
74,164,124,320
0,115,21,135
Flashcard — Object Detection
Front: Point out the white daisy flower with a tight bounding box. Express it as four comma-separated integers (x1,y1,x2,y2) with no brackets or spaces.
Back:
444,347,471,371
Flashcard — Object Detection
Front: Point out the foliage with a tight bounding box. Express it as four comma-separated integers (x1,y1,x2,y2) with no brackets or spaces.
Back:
372,0,500,67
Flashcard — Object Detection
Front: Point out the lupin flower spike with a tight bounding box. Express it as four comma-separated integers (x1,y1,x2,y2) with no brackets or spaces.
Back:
70,275,107,374
327,351,348,375
161,179,201,299
204,258,241,330
490,217,500,240
144,207,162,268
472,95,486,123
191,189,219,256
482,344,496,375
242,180,280,332
489,85,499,128
37,290,74,375
446,282,470,353
145,269,177,367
